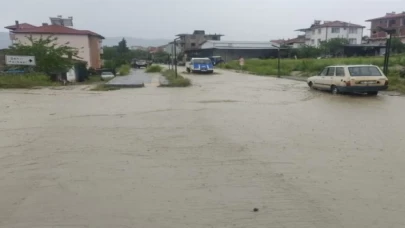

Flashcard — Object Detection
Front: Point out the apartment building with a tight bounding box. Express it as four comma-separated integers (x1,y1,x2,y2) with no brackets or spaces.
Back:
176,30,223,52
296,20,365,47
4,18,104,69
367,12,405,44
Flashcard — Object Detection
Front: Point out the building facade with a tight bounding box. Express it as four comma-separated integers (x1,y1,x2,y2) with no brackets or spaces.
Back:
176,30,223,52
296,20,365,47
5,21,104,69
367,12,405,44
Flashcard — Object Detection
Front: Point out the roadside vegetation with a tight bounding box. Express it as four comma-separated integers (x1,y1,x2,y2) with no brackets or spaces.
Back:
0,73,58,88
118,64,131,76
160,69,191,87
145,65,163,73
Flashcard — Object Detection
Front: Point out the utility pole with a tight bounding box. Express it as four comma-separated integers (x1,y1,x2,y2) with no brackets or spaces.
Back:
173,38,180,78
272,44,281,78
378,27,396,75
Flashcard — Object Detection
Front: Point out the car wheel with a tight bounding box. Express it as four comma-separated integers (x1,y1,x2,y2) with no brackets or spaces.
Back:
367,91,378,96
331,85,339,95
308,81,313,89
187,68,191,73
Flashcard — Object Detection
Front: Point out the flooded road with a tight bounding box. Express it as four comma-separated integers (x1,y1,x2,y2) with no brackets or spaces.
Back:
1,69,405,228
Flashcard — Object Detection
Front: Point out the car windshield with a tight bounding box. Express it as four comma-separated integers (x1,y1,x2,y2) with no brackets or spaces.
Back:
348,66,382,76
193,59,211,64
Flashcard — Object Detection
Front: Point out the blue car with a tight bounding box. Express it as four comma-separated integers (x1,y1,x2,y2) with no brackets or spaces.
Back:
186,58,214,74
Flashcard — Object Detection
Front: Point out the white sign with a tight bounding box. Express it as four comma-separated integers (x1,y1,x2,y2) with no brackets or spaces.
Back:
5,55,36,66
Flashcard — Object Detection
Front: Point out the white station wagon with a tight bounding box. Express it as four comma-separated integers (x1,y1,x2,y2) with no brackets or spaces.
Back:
307,65,389,95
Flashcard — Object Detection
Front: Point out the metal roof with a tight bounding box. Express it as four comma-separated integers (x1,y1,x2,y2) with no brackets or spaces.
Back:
200,41,279,50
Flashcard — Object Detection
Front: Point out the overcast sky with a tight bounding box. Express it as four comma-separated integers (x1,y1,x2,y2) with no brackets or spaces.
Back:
1,0,404,40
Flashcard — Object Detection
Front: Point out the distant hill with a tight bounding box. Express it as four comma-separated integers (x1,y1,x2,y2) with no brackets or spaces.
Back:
103,37,171,47
0,32,11,49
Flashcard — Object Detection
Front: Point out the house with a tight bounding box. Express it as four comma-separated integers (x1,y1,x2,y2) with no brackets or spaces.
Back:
161,42,181,55
176,30,223,52
366,12,405,44
296,20,365,47
271,35,305,48
4,19,104,69
188,41,279,61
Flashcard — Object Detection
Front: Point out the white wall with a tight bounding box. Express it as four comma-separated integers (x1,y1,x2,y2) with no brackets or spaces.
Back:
304,27,363,47
12,33,91,65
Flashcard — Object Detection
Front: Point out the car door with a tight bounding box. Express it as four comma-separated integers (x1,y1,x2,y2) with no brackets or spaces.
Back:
323,67,335,89
313,67,328,89
334,67,345,87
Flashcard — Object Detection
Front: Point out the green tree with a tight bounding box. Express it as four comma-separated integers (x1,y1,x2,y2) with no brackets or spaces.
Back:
390,37,405,54
117,38,129,53
7,35,78,74
296,45,322,58
320,38,349,56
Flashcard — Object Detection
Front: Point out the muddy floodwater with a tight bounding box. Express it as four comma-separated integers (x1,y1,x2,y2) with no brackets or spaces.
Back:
1,68,405,228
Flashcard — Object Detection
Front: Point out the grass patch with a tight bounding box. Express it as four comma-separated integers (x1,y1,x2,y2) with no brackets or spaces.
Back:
161,69,191,87
0,73,59,88
118,64,131,76
145,65,163,73
219,55,405,77
90,84,120,91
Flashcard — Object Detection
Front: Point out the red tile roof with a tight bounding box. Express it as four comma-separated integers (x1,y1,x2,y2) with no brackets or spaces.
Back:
5,23,37,30
366,12,405,22
11,25,104,39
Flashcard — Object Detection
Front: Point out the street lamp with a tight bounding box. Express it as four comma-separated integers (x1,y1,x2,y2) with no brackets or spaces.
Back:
272,44,281,78
377,26,396,75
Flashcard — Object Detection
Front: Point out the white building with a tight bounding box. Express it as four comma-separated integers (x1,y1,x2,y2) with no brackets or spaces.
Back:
296,20,365,47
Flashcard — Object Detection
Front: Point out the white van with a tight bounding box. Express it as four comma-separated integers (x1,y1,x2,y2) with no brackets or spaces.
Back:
307,65,388,95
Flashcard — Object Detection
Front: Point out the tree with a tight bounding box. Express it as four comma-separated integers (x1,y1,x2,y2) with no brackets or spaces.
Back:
296,45,322,58
390,37,405,54
319,38,349,57
7,35,78,74
117,38,129,53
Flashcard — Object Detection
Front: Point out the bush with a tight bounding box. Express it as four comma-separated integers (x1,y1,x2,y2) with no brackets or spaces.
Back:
145,65,163,73
161,70,191,87
0,73,57,88
118,64,131,76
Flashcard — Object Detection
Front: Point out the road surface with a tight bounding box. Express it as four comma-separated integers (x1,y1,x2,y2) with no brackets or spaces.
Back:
1,68,405,228
107,69,152,87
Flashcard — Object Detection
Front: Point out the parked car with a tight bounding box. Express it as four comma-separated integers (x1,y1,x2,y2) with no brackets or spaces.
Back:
186,58,214,74
135,60,148,68
100,71,115,80
209,56,224,66
307,65,388,95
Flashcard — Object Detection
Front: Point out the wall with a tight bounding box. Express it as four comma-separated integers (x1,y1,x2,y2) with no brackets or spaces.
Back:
305,27,363,47
12,33,91,66
88,36,102,68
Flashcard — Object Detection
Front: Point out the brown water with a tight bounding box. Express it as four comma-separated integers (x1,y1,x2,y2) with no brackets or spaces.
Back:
1,69,405,228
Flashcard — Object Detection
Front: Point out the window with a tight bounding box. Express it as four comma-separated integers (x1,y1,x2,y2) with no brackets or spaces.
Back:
348,66,382,76
326,67,335,76
311,39,315,45
319,68,328,76
349,28,357,34
403,18,405,26
331,28,340,33
389,19,396,26
349,38,357,44
190,35,196,39
318,28,321,34
336,67,345,76
191,43,196,47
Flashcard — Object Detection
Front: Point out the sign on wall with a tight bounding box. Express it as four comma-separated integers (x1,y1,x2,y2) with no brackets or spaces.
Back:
5,55,36,66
